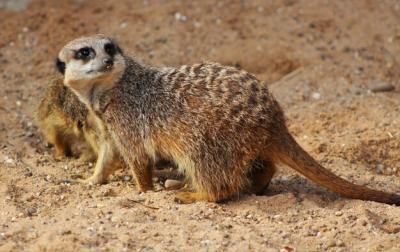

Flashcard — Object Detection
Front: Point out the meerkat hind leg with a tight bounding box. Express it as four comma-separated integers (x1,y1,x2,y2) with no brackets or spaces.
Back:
78,148,97,163
174,192,209,204
46,127,71,159
174,159,277,203
54,136,71,159
129,154,154,192
247,159,276,195
174,188,238,204
174,182,238,204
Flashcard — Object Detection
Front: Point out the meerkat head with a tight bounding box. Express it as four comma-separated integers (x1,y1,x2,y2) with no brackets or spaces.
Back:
56,35,125,103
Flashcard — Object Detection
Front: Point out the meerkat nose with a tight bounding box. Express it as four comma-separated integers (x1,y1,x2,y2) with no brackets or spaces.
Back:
103,58,113,68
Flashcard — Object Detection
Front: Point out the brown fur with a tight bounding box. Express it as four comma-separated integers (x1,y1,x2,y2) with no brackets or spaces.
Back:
36,77,94,159
36,77,124,183
58,35,400,205
37,76,179,185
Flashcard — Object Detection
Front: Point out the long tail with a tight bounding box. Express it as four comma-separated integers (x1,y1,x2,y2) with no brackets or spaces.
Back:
272,132,400,205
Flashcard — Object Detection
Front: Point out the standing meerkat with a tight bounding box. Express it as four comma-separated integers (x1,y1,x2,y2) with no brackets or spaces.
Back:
55,34,400,205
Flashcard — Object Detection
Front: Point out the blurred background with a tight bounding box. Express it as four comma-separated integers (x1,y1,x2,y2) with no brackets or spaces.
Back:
1,1,400,251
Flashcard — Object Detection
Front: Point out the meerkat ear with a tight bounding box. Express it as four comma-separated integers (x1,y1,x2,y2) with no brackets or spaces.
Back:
55,58,66,75
116,44,123,55
110,39,123,55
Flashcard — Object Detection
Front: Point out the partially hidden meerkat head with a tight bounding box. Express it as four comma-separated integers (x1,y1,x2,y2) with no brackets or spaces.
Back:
56,35,125,103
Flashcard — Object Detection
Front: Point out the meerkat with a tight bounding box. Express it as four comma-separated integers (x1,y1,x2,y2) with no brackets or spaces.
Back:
55,34,400,205
36,77,93,159
37,77,180,185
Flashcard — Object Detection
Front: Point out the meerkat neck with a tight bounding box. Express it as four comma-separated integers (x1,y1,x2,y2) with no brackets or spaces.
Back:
88,83,106,112
120,57,159,90
107,57,165,114
76,56,145,111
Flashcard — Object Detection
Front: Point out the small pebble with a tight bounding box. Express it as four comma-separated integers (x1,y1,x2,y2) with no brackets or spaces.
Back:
120,22,128,29
312,92,321,100
193,21,201,28
25,207,37,216
327,240,336,247
123,175,132,182
376,164,384,174
337,240,345,247
164,179,183,189
87,226,95,232
174,12,187,22
369,83,395,93
100,187,115,197
4,156,15,165
335,211,343,216
60,230,71,235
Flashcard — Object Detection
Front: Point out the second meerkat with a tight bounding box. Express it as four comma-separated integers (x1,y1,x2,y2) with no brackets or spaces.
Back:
56,35,400,205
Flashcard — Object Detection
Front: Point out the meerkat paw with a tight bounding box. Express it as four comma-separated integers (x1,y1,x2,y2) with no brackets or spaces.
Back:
134,176,154,192
53,144,72,160
77,176,105,185
53,151,66,161
78,152,97,163
174,192,209,204
136,184,154,193
66,172,106,185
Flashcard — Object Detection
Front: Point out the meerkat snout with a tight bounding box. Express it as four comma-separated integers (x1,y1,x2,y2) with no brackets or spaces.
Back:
103,58,113,69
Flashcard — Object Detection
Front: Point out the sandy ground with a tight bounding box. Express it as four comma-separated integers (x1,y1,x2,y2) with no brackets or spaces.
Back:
1,0,400,251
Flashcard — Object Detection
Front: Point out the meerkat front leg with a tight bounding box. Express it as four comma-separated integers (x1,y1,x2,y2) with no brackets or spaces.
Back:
79,139,118,184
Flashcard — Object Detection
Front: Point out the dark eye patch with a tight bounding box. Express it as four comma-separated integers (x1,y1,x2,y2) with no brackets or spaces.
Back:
74,47,95,60
104,43,117,56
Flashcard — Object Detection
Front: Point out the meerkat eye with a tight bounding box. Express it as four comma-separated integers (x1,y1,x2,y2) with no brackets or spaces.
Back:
104,43,116,56
75,47,93,60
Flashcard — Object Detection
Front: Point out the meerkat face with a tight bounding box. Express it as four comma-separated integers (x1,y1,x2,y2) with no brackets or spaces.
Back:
56,35,125,98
